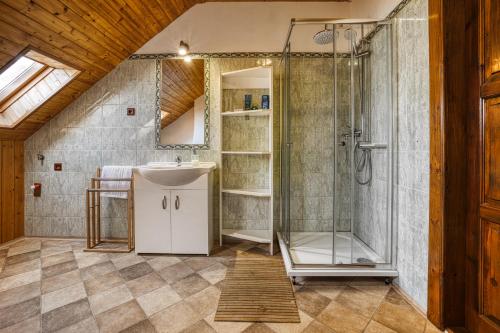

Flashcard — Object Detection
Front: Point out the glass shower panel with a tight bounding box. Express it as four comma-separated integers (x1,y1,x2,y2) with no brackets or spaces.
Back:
285,24,335,265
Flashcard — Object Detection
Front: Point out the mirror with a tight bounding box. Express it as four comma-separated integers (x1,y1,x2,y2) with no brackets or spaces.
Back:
155,58,209,149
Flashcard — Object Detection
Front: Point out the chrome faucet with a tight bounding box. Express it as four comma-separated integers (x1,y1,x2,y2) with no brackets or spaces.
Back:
175,155,182,166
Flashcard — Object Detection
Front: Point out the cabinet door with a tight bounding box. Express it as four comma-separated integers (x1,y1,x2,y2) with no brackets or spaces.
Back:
171,190,208,254
135,189,171,253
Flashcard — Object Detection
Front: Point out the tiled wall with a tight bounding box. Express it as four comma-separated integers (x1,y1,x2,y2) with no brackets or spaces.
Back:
24,57,281,239
393,0,430,310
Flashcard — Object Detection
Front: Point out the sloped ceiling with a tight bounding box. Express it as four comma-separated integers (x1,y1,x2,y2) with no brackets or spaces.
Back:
0,0,351,140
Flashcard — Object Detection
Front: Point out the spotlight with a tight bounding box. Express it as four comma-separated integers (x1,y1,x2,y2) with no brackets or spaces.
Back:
178,41,189,56
184,55,192,63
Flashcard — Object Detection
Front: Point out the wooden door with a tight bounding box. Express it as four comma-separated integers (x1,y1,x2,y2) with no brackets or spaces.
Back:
471,0,500,331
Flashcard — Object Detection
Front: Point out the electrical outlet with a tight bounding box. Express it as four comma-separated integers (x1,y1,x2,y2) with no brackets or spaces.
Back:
127,107,135,116
54,163,62,171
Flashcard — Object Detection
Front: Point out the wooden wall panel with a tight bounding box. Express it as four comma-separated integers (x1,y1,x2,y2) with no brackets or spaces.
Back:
485,97,500,204
0,140,23,244
481,219,500,324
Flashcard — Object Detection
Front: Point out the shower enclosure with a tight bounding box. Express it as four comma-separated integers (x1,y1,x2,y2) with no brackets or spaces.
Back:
279,19,397,277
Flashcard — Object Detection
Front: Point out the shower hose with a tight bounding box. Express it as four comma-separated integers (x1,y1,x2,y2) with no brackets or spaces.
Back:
354,142,372,185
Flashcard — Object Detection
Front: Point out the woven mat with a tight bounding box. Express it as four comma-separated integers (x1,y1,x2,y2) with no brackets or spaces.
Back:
214,250,300,323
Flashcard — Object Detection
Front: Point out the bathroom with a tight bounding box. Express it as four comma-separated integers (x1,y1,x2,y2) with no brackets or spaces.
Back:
0,0,496,332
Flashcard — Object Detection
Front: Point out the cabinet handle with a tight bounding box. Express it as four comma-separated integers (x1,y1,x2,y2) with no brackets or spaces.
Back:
175,195,180,210
162,196,167,209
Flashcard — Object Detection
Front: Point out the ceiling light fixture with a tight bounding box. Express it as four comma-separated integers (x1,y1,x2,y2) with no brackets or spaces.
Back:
178,41,189,56
183,55,192,63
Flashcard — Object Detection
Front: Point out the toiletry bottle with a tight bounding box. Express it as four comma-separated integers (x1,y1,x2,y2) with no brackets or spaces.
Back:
191,148,200,166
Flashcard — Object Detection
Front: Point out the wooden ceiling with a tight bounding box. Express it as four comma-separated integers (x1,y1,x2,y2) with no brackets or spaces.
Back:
0,0,348,140
161,59,204,128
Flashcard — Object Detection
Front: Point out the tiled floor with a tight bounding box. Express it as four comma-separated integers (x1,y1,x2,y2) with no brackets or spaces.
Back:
0,238,441,333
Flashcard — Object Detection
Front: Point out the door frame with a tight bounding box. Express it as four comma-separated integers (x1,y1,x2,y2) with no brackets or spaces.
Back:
427,0,481,330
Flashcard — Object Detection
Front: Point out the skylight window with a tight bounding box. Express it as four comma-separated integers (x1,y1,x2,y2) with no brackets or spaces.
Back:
0,49,80,128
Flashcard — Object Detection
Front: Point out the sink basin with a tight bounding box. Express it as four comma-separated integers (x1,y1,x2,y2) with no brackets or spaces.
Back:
135,162,216,186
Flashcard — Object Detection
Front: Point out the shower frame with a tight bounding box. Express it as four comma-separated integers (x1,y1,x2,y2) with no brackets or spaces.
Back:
278,18,398,278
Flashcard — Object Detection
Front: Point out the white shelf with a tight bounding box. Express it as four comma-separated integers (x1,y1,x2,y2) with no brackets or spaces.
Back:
221,188,271,197
221,151,271,155
222,109,271,117
222,229,272,243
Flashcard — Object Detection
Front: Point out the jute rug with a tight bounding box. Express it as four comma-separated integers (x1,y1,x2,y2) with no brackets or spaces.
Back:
214,250,300,323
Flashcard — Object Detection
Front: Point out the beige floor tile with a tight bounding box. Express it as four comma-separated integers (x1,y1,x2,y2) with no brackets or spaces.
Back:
41,245,73,258
266,310,313,333
172,274,210,298
95,300,146,333
317,300,370,333
148,256,181,271
198,263,227,285
41,251,75,268
119,262,153,281
295,287,332,317
42,269,81,294
373,300,427,333
42,299,93,332
137,284,182,316
84,271,124,296
120,319,157,333
204,312,251,333
126,272,166,297
42,282,87,314
158,262,195,283
242,323,277,333
180,320,217,333
5,250,40,266
55,316,99,333
0,269,41,292
0,258,40,278
0,314,40,333
88,284,133,315
364,321,398,333
111,253,145,270
302,320,336,333
185,285,221,318
42,260,78,279
0,281,40,308
80,261,116,281
185,257,218,271
75,253,108,269
350,284,391,299
335,286,384,318
424,322,443,333
310,285,346,300
150,301,201,333
0,297,40,329
7,242,41,257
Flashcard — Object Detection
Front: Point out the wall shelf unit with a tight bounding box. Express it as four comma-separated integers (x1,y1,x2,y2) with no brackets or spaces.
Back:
219,66,274,255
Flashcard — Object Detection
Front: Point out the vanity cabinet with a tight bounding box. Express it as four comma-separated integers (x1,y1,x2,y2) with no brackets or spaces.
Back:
133,171,213,255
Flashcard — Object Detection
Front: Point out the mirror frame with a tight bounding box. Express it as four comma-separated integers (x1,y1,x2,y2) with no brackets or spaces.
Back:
155,57,210,150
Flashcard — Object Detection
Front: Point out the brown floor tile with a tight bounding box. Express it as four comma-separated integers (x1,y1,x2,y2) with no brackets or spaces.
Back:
0,315,40,333
42,298,92,333
310,285,345,300
147,256,181,271
350,284,391,299
7,242,41,257
295,287,332,317
242,323,276,333
0,269,41,292
5,250,40,266
119,262,153,281
204,312,251,333
119,319,157,333
84,271,124,296
180,320,216,333
185,257,218,271
137,285,181,316
424,322,443,333
42,260,78,279
41,251,75,268
42,282,87,314
111,254,145,270
0,297,40,329
41,245,73,258
172,274,210,298
158,262,194,283
266,310,313,333
372,300,427,333
198,263,227,285
0,258,40,278
150,301,201,333
302,320,336,333
335,286,384,318
364,320,398,333
56,317,99,333
89,284,133,315
42,269,81,294
185,285,220,318
317,300,370,333
95,300,146,333
75,252,109,269
0,281,40,309
79,261,116,281
126,272,165,297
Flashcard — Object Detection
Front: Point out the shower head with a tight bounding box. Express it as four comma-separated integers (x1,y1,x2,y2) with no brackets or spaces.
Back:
313,25,334,45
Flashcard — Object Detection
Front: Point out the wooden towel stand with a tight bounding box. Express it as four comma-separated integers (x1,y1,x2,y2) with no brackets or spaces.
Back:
85,168,135,253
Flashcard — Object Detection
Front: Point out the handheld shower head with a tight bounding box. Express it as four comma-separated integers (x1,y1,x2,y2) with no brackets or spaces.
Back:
313,25,334,45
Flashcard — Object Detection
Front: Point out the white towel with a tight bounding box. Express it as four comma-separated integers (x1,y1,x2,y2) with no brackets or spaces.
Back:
100,166,132,199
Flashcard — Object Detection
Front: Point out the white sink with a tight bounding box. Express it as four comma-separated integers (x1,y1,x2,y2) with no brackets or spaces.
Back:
135,162,216,186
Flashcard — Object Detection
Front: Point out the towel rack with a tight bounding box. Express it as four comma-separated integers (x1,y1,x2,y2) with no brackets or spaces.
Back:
84,168,135,253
